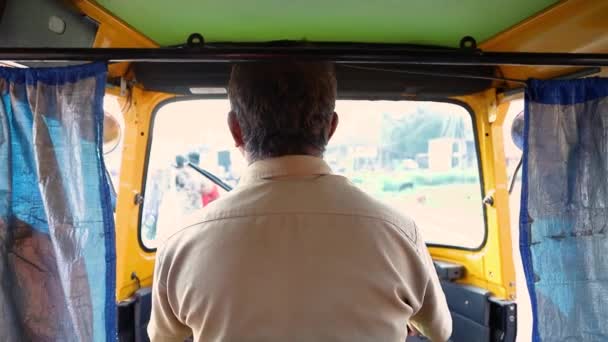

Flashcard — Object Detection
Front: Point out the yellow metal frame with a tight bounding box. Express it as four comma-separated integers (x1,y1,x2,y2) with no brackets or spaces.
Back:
430,91,516,300
109,89,518,301
106,71,520,300
114,88,174,300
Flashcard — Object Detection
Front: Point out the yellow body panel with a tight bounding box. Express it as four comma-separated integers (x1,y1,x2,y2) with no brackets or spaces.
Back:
429,91,516,300
114,89,174,300
110,87,517,302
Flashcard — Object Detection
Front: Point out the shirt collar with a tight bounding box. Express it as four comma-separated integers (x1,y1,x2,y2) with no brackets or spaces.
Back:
239,155,333,186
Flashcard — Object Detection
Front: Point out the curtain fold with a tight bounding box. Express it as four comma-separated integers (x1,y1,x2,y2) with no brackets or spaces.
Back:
521,77,608,342
0,63,115,342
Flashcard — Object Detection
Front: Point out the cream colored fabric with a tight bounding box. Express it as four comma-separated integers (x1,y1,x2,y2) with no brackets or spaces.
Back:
148,155,452,342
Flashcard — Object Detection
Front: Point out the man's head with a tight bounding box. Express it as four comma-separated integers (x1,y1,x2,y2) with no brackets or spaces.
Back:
227,62,338,163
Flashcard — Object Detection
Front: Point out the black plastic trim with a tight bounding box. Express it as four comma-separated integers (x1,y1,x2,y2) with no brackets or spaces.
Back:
434,260,466,281
117,288,152,342
451,311,491,342
489,297,517,342
133,62,496,98
442,281,492,325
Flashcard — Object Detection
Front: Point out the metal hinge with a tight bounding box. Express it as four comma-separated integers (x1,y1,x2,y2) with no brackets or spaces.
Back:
134,193,144,205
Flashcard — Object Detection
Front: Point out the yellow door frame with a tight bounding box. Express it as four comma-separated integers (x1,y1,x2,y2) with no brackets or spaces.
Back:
429,90,516,300
114,88,174,300
111,88,518,302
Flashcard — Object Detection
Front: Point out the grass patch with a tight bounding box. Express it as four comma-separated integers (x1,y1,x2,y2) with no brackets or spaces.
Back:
352,169,479,192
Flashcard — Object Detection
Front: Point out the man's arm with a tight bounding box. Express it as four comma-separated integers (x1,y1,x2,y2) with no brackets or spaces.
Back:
148,247,191,342
409,246,452,342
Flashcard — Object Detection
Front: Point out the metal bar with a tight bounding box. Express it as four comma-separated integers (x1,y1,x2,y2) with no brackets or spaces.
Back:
0,61,27,68
342,64,528,85
0,47,607,66
500,67,602,98
553,66,603,79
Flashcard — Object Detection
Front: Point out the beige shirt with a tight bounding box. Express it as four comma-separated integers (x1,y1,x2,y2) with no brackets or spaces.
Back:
148,156,452,342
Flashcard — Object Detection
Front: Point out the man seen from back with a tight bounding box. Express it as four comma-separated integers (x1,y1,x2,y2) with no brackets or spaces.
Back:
148,62,452,342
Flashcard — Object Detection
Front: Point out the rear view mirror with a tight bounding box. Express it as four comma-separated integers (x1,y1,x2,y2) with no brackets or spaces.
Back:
103,111,121,154
511,110,524,151
508,110,524,194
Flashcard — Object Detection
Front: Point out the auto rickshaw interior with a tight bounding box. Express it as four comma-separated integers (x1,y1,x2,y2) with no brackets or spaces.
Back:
1,0,607,341
106,54,514,342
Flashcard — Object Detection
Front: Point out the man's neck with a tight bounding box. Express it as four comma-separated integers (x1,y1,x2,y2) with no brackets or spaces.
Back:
246,151,324,165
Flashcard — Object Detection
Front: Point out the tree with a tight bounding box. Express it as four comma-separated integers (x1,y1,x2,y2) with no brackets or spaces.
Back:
380,107,468,160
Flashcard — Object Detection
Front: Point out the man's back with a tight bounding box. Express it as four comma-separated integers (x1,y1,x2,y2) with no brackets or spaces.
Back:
149,156,451,342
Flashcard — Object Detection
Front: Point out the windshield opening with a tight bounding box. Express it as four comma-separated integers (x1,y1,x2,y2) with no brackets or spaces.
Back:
140,99,485,250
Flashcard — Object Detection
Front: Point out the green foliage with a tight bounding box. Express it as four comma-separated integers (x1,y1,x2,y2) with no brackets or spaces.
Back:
380,108,468,159
355,169,479,192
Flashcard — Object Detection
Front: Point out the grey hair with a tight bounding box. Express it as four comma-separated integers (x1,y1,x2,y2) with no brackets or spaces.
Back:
228,62,337,162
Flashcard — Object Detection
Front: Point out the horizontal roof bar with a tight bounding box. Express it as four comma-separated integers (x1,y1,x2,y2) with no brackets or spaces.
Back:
0,46,607,66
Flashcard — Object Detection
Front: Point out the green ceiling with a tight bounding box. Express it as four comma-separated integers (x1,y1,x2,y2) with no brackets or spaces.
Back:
96,0,560,47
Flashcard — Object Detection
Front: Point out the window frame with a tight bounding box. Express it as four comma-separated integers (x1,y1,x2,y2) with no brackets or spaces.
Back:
138,95,487,252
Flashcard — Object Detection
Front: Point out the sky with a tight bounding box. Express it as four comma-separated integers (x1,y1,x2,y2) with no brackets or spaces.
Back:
150,99,470,152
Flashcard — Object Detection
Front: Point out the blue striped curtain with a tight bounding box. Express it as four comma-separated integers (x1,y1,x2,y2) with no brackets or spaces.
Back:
0,63,116,341
521,77,608,342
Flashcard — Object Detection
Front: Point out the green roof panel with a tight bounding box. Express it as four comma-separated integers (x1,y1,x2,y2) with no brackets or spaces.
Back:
96,0,560,47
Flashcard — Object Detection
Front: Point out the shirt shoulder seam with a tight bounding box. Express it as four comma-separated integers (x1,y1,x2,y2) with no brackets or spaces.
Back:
163,210,421,254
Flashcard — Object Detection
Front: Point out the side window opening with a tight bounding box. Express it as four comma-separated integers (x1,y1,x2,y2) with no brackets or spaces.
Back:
503,99,533,341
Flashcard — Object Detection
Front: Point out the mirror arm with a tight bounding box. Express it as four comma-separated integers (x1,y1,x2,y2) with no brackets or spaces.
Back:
508,156,523,194
187,162,233,192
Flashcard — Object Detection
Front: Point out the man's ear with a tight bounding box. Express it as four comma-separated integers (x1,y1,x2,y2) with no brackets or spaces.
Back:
228,111,245,148
328,112,339,140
